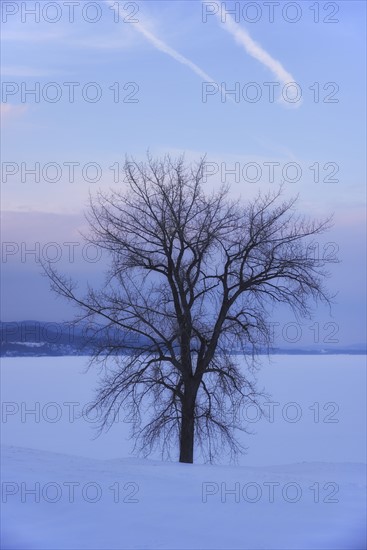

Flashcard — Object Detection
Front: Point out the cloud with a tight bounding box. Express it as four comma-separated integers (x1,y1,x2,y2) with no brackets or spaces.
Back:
1,66,56,77
2,29,136,51
1,30,65,42
0,103,28,119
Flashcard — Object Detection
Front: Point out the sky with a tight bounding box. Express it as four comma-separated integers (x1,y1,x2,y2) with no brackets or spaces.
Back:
1,0,366,346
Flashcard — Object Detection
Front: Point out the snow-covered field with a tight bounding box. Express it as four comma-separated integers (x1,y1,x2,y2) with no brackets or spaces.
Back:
1,355,366,549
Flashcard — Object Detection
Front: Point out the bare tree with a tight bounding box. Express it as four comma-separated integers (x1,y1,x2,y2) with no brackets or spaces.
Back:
44,154,333,463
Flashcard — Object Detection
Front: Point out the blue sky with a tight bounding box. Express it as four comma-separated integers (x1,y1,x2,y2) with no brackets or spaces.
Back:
1,0,366,345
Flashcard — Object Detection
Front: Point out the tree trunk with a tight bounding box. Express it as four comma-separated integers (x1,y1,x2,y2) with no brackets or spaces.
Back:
179,386,196,463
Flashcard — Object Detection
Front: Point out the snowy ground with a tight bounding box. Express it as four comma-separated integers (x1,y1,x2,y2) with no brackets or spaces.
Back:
1,355,366,549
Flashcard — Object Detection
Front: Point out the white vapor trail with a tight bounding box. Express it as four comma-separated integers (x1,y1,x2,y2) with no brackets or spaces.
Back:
106,0,220,86
133,22,216,84
215,3,296,87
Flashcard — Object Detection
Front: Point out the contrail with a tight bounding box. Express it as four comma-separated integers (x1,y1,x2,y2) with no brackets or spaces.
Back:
133,23,216,84
214,3,299,101
106,1,219,86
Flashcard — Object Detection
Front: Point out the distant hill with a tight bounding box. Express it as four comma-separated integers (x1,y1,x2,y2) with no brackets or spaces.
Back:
1,320,366,357
0,320,145,357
